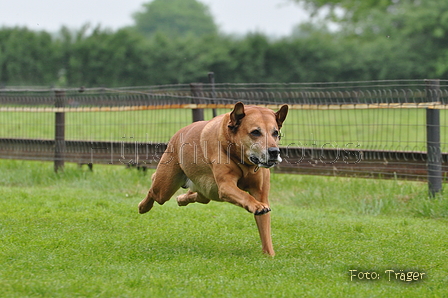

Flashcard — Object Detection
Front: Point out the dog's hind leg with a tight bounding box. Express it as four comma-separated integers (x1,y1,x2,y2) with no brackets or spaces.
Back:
177,190,210,206
138,162,186,214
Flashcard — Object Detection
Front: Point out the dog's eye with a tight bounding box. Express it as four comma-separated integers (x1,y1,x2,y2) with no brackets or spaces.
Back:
250,129,262,137
273,130,279,138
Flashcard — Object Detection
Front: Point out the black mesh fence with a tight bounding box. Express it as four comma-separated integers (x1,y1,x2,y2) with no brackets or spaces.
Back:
1,80,447,188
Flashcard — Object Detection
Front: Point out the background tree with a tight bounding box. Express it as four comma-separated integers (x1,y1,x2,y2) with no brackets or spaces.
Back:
290,0,398,23
0,27,58,86
2,0,448,87
133,0,218,38
291,0,447,79
56,25,151,87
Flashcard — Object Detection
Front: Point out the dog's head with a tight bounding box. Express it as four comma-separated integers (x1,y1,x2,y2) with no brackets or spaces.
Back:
228,102,288,168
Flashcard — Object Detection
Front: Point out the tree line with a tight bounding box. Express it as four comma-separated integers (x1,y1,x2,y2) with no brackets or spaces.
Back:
1,0,446,87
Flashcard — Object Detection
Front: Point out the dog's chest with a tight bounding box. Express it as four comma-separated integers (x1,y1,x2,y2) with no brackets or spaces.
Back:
187,175,220,201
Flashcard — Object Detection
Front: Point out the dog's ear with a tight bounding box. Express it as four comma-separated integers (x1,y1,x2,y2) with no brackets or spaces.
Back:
275,105,288,129
228,102,245,132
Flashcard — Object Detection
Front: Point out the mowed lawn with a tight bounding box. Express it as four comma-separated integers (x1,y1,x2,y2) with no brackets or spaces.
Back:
0,160,447,297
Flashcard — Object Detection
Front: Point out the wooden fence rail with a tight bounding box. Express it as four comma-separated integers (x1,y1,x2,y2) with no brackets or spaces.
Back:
1,79,447,196
1,138,447,182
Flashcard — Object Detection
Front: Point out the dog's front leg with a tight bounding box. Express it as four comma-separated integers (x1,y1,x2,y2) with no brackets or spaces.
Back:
217,182,271,215
217,181,274,255
214,168,274,255
249,170,275,256
255,213,275,256
218,182,274,255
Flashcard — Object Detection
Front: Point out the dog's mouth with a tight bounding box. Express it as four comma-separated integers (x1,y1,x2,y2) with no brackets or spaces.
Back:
249,156,279,168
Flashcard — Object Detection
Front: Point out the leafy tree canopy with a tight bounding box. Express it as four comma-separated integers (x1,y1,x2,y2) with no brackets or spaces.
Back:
292,0,400,23
292,0,448,77
292,0,448,36
133,0,218,38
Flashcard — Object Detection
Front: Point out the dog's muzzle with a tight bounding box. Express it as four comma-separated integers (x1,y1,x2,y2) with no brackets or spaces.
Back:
268,147,280,160
250,147,282,168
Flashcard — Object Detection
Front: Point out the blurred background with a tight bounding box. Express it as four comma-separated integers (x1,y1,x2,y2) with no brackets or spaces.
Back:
0,0,447,87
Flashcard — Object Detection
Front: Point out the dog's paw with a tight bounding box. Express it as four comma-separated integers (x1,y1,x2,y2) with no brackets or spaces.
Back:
254,205,271,215
138,199,154,214
176,194,189,206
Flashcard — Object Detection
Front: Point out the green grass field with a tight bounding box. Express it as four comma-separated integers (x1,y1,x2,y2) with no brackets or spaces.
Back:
2,107,448,151
0,159,447,297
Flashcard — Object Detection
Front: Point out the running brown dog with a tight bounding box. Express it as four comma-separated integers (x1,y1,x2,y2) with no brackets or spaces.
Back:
138,102,288,256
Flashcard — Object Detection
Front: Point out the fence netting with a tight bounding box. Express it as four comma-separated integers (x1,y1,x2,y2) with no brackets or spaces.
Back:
1,79,447,181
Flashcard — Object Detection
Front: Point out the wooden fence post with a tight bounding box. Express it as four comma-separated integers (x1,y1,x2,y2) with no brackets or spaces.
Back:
208,72,217,118
190,83,204,122
425,79,442,197
54,90,66,172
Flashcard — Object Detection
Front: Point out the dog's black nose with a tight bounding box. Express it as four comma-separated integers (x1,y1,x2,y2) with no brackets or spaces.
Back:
268,147,280,159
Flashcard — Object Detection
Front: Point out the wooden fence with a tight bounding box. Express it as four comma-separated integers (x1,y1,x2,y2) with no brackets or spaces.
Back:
1,79,447,195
